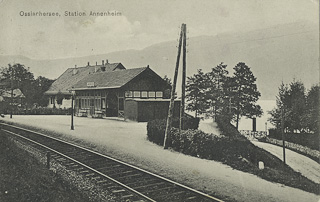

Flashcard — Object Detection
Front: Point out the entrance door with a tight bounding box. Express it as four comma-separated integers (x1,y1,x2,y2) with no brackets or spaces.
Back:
106,92,118,117
89,98,95,116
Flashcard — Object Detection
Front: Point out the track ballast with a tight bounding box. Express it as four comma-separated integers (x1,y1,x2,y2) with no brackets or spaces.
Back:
1,122,223,202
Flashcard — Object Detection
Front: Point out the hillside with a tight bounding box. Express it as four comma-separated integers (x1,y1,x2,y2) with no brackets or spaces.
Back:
0,21,318,99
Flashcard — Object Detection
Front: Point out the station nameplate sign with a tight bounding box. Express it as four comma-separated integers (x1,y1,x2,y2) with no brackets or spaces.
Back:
87,82,95,87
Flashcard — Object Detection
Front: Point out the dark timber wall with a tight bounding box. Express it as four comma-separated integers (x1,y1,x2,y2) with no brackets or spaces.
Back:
125,99,180,122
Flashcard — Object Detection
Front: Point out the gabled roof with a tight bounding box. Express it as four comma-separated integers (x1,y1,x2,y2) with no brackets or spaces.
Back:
72,67,148,90
45,63,125,95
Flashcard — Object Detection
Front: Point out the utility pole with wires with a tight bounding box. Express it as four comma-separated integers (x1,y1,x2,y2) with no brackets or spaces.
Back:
164,23,187,149
10,65,13,119
180,24,187,132
281,107,286,164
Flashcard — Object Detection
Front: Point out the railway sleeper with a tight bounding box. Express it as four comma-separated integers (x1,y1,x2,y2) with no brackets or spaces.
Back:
72,154,96,161
120,194,134,199
90,162,120,170
84,173,96,177
150,187,193,201
96,166,124,174
79,170,90,174
132,181,165,190
102,168,136,176
135,182,171,193
112,173,142,180
95,165,121,172
111,189,126,194
125,178,160,187
153,190,192,201
118,175,152,185
141,185,177,196
85,158,107,166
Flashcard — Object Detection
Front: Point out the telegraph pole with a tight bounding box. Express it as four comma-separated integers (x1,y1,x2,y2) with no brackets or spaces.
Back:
10,65,13,119
281,107,286,164
164,24,184,149
180,24,187,132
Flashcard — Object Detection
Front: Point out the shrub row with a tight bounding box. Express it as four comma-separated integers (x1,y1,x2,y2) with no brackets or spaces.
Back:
146,115,320,194
3,108,72,115
269,129,319,151
146,115,200,146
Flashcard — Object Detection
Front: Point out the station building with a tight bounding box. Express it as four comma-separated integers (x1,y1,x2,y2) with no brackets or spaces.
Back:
45,60,179,121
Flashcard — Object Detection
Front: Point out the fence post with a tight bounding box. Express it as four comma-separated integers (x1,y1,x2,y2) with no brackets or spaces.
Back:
46,152,50,169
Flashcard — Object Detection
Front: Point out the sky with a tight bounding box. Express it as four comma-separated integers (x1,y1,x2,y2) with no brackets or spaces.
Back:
0,0,318,60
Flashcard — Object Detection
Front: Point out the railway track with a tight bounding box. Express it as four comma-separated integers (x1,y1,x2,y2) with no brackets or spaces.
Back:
1,123,223,202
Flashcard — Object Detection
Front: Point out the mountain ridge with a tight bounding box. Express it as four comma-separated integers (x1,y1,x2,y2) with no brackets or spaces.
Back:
0,21,318,100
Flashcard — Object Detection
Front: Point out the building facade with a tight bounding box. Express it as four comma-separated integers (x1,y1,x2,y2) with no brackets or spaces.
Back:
72,66,171,118
45,60,173,120
45,60,125,109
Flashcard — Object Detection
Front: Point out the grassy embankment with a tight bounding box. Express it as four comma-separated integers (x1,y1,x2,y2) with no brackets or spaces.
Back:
147,117,320,195
0,131,89,202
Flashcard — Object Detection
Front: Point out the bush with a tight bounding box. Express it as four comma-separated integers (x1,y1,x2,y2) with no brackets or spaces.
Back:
8,108,72,115
216,116,245,140
169,128,260,169
147,115,320,194
146,115,200,146
268,129,319,151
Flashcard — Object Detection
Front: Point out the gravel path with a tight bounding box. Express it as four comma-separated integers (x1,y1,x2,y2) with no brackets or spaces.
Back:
251,141,320,184
2,115,319,202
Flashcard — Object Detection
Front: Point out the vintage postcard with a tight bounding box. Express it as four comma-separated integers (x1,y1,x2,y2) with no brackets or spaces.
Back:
0,0,319,201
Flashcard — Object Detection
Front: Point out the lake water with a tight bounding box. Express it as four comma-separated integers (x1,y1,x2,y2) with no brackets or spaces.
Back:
237,100,277,132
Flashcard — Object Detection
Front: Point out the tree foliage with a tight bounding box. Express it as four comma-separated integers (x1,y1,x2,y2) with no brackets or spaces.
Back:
186,69,208,117
306,85,319,134
186,62,262,127
268,80,318,134
0,63,54,108
230,62,262,128
205,63,229,119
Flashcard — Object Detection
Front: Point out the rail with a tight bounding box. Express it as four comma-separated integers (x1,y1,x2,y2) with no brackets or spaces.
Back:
1,123,223,202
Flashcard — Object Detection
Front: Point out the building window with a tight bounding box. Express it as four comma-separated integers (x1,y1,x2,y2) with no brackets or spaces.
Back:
141,91,148,98
148,91,155,98
95,98,101,110
102,99,106,109
125,91,133,97
133,91,141,98
50,97,54,104
156,91,163,98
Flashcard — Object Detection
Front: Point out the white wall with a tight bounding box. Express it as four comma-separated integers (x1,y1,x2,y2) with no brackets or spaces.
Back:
47,96,72,109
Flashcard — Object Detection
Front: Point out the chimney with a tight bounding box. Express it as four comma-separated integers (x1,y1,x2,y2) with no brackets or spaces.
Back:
101,66,106,71
72,65,78,75
102,60,104,66
106,59,109,64
96,61,97,65
87,62,90,66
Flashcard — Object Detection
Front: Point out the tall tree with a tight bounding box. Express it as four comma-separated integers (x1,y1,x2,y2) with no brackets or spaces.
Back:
286,80,307,132
268,80,314,133
230,62,262,129
0,63,53,108
33,76,55,107
0,63,35,107
205,63,229,120
306,85,319,134
186,69,208,117
268,82,290,130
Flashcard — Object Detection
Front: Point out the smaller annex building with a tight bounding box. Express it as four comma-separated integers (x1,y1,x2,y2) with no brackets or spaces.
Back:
45,60,179,121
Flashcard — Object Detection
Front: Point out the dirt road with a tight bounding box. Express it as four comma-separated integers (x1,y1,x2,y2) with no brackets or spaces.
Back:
251,141,320,184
